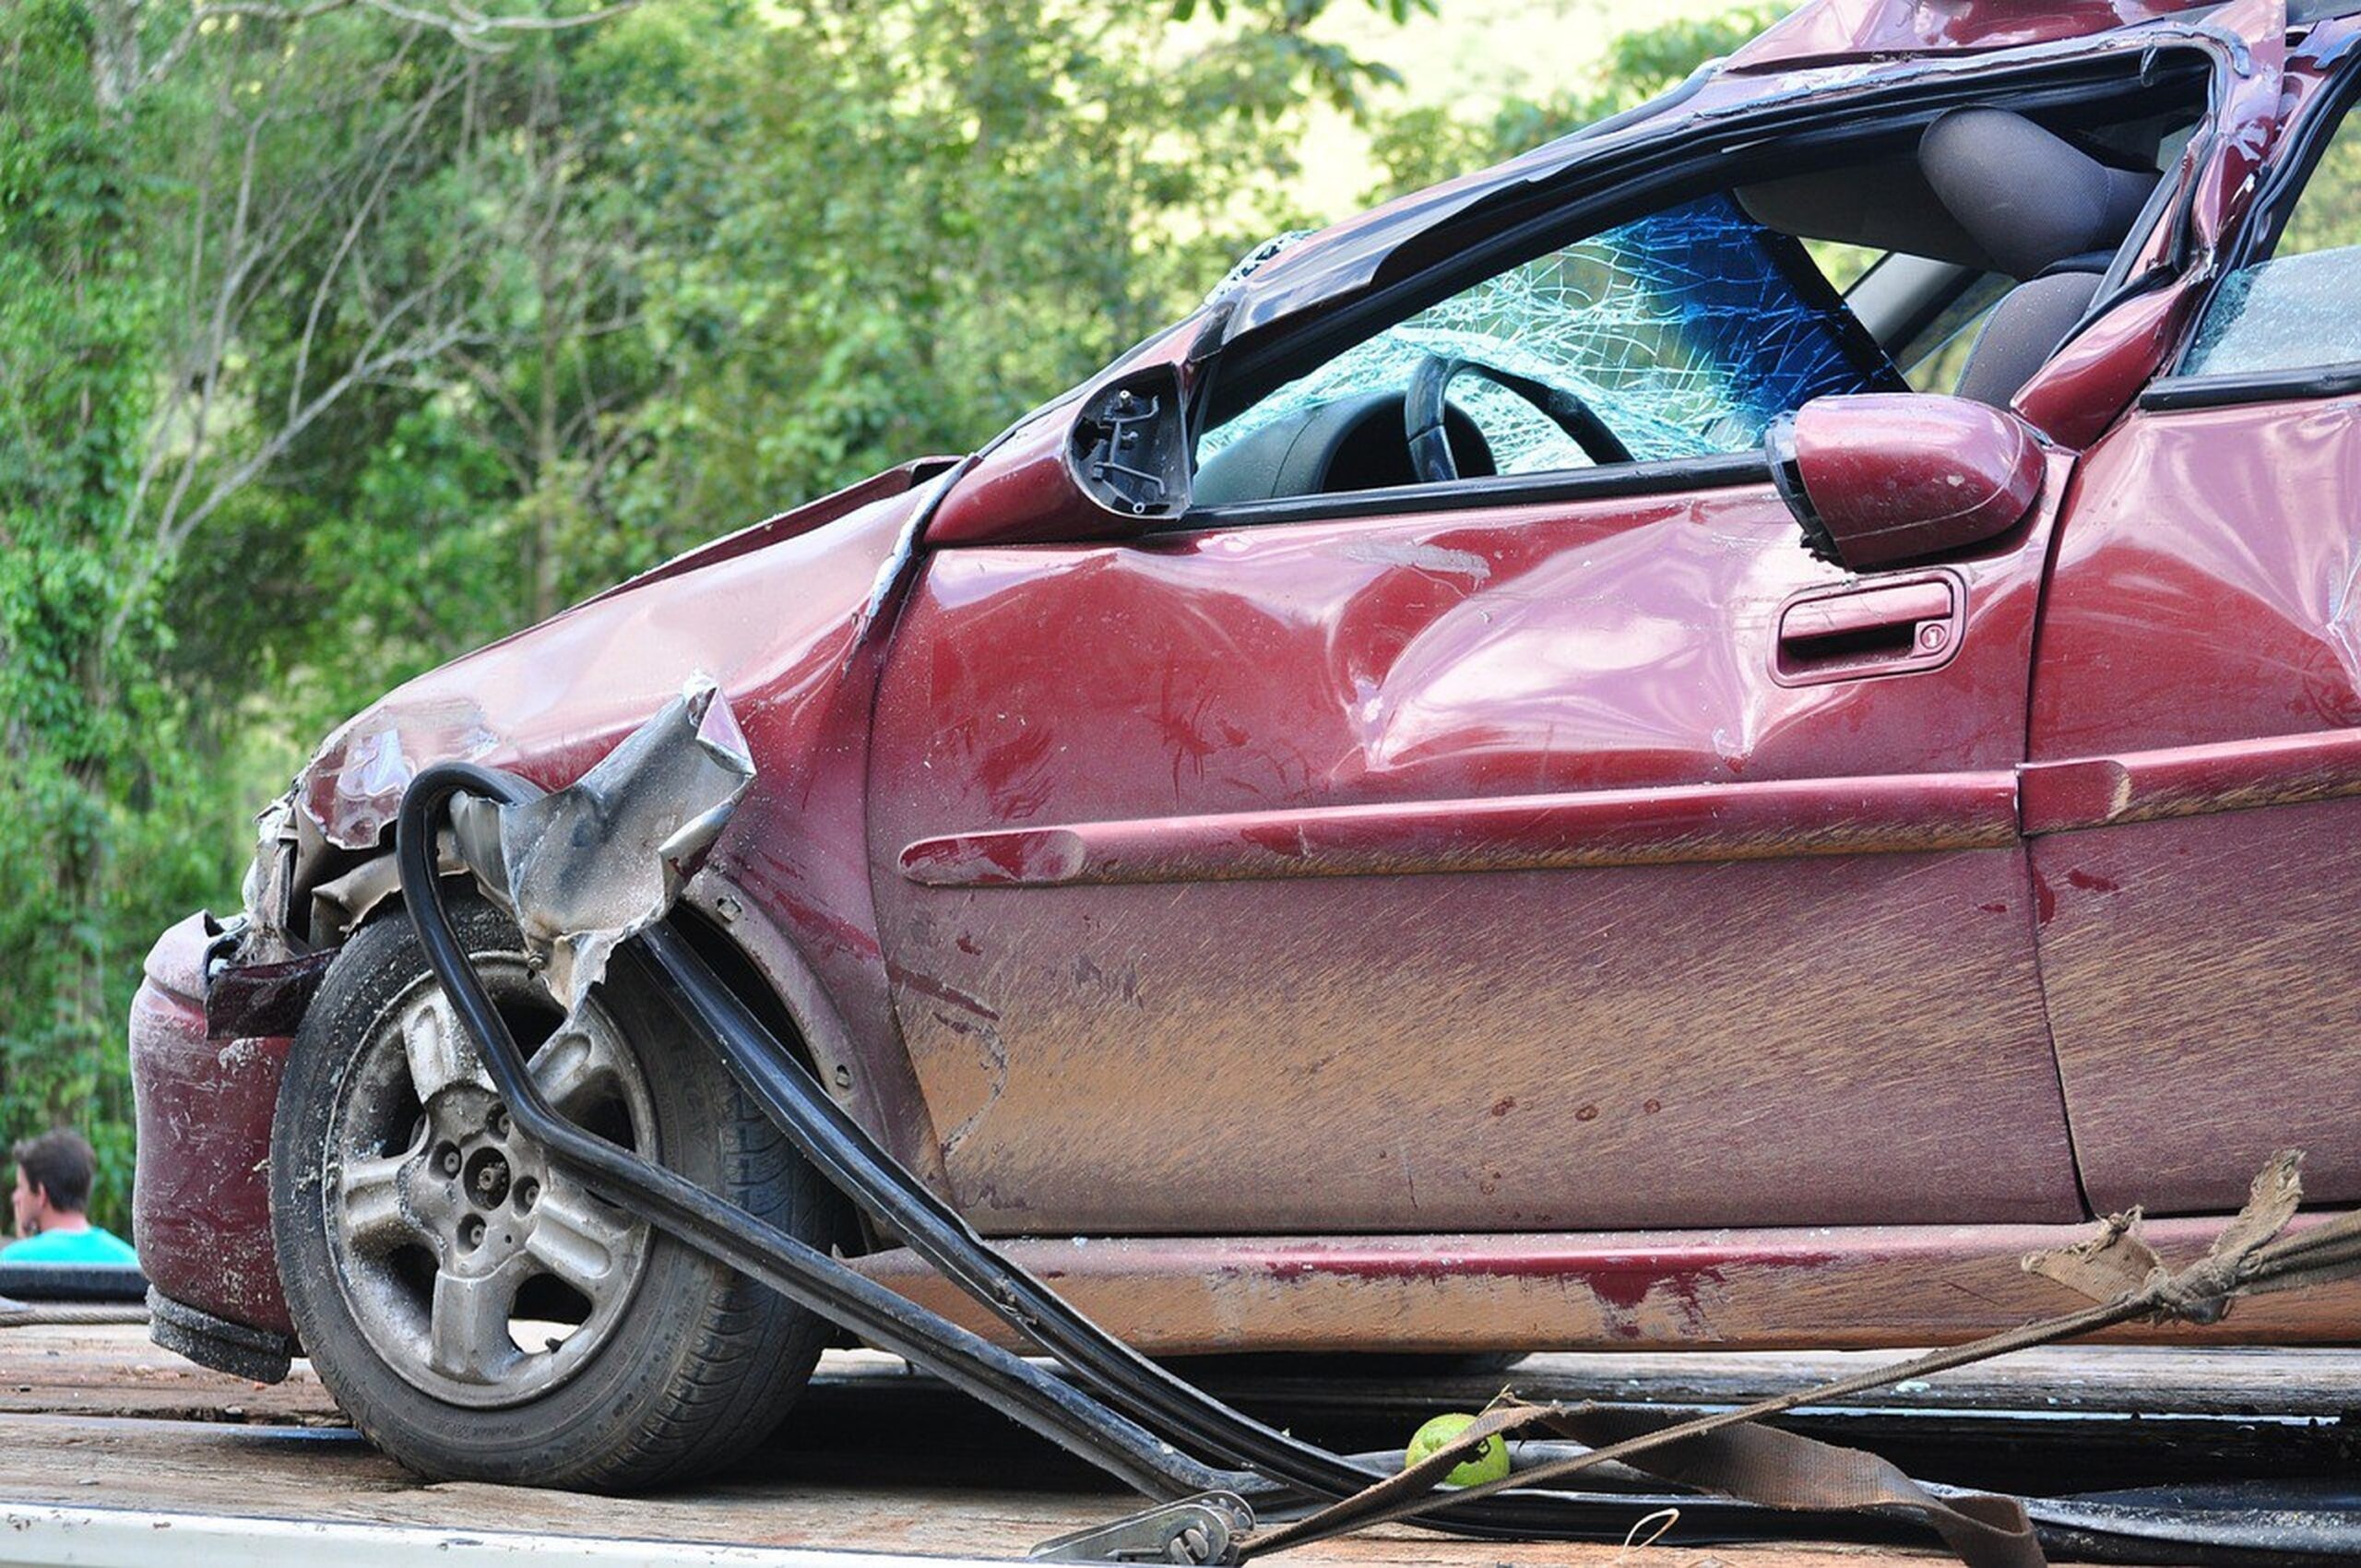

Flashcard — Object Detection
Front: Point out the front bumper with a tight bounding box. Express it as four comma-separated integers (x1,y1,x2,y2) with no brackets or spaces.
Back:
128,912,294,1337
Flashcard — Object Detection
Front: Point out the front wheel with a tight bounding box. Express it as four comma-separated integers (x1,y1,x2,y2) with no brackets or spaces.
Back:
271,891,838,1491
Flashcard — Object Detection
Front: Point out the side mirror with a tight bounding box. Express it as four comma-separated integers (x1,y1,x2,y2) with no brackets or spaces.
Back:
927,367,1192,548
1070,367,1190,521
1768,394,2045,571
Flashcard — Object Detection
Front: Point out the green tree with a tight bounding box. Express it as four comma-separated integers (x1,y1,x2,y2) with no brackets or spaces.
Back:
0,1,619,1223
0,0,180,1221
1367,4,1786,196
0,0,1437,1229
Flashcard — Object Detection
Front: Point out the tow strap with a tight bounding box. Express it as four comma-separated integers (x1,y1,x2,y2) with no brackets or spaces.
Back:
1246,1150,2361,1562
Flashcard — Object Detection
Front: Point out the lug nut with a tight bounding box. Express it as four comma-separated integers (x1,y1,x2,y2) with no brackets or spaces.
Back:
487,1105,510,1139
460,1217,486,1251
438,1145,462,1177
516,1179,540,1212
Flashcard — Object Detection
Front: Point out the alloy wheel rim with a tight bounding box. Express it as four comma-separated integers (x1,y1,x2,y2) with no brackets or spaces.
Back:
323,959,656,1408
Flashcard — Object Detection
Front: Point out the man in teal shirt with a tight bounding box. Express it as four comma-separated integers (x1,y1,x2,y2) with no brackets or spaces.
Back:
6,1130,137,1265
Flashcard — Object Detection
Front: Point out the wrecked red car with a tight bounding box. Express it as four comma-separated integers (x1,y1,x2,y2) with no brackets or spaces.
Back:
130,0,2361,1495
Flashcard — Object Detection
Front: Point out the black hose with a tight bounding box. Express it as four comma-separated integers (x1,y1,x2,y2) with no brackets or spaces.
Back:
395,762,1245,1499
399,760,1837,1546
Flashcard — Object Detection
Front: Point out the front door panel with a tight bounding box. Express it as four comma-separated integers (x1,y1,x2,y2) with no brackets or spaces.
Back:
867,477,2081,1234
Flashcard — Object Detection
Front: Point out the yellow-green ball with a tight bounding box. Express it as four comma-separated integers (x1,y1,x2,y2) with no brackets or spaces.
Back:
1405,1413,1511,1487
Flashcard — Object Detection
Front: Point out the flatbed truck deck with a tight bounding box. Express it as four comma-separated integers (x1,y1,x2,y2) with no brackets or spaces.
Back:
3,1322,2355,1568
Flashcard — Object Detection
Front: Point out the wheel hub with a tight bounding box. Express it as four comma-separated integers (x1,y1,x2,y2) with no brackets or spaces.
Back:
462,1143,512,1212
323,964,658,1408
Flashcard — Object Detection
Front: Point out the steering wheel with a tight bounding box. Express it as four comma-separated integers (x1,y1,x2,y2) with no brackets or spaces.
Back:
1404,354,1633,484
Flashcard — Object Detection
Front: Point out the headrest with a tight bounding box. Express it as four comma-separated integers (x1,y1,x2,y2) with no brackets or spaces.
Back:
1736,155,1999,273
1918,109,2159,280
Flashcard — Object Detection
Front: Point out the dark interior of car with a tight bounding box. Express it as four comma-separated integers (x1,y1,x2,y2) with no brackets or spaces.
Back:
1192,85,2204,510
1750,105,2173,406
1190,392,1498,504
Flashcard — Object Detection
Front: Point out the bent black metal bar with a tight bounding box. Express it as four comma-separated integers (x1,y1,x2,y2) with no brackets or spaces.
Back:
396,759,1835,1551
393,762,1246,1503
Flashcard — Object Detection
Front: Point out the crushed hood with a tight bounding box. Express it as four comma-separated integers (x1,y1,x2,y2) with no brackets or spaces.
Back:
295,462,952,852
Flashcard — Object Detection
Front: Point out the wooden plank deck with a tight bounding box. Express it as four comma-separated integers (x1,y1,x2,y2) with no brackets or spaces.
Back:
2,1322,2353,1566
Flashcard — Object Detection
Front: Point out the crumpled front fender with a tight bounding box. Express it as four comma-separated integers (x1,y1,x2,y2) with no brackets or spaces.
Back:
293,464,951,859
149,468,957,1342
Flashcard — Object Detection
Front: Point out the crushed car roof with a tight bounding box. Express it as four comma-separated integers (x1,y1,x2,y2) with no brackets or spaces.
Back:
1727,0,2225,69
1212,0,2309,344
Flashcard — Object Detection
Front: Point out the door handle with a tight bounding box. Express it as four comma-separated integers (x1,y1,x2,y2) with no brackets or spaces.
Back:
1773,573,1963,686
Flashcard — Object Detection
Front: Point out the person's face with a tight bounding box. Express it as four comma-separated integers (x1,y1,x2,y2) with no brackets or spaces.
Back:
11,1166,41,1238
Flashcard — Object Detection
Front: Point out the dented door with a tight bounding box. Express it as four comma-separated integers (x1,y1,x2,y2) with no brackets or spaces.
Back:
864,473,2083,1237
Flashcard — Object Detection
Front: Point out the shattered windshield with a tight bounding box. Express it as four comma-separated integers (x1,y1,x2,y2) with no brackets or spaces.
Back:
1198,192,1900,477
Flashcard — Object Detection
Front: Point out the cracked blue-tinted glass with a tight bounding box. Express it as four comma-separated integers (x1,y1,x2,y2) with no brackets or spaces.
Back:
1200,193,1893,476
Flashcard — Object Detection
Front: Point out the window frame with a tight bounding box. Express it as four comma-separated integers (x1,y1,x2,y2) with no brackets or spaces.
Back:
1192,192,1904,496
1173,48,2223,533
2142,44,2361,412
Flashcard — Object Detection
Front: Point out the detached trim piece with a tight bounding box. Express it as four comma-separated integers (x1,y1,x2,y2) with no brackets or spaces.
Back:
2021,725,2361,835
147,1287,294,1384
902,729,2361,891
2139,362,2361,410
853,1213,2361,1354
898,771,2020,889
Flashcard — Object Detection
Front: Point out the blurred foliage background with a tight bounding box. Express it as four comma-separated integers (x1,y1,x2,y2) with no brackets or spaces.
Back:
0,0,1778,1229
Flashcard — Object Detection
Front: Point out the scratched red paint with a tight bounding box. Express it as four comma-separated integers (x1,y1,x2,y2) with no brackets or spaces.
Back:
129,917,294,1334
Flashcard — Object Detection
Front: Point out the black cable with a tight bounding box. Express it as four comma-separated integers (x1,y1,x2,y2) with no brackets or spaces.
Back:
399,760,1843,1547
395,763,1247,1500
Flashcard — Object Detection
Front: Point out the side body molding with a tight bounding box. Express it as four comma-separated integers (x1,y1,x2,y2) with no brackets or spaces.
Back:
2019,729,2361,835
899,773,2021,888
900,730,2361,891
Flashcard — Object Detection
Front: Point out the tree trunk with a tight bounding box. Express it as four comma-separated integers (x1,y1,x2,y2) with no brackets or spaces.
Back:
85,0,142,119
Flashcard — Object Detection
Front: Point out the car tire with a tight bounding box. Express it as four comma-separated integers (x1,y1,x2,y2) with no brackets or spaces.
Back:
272,889,838,1491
